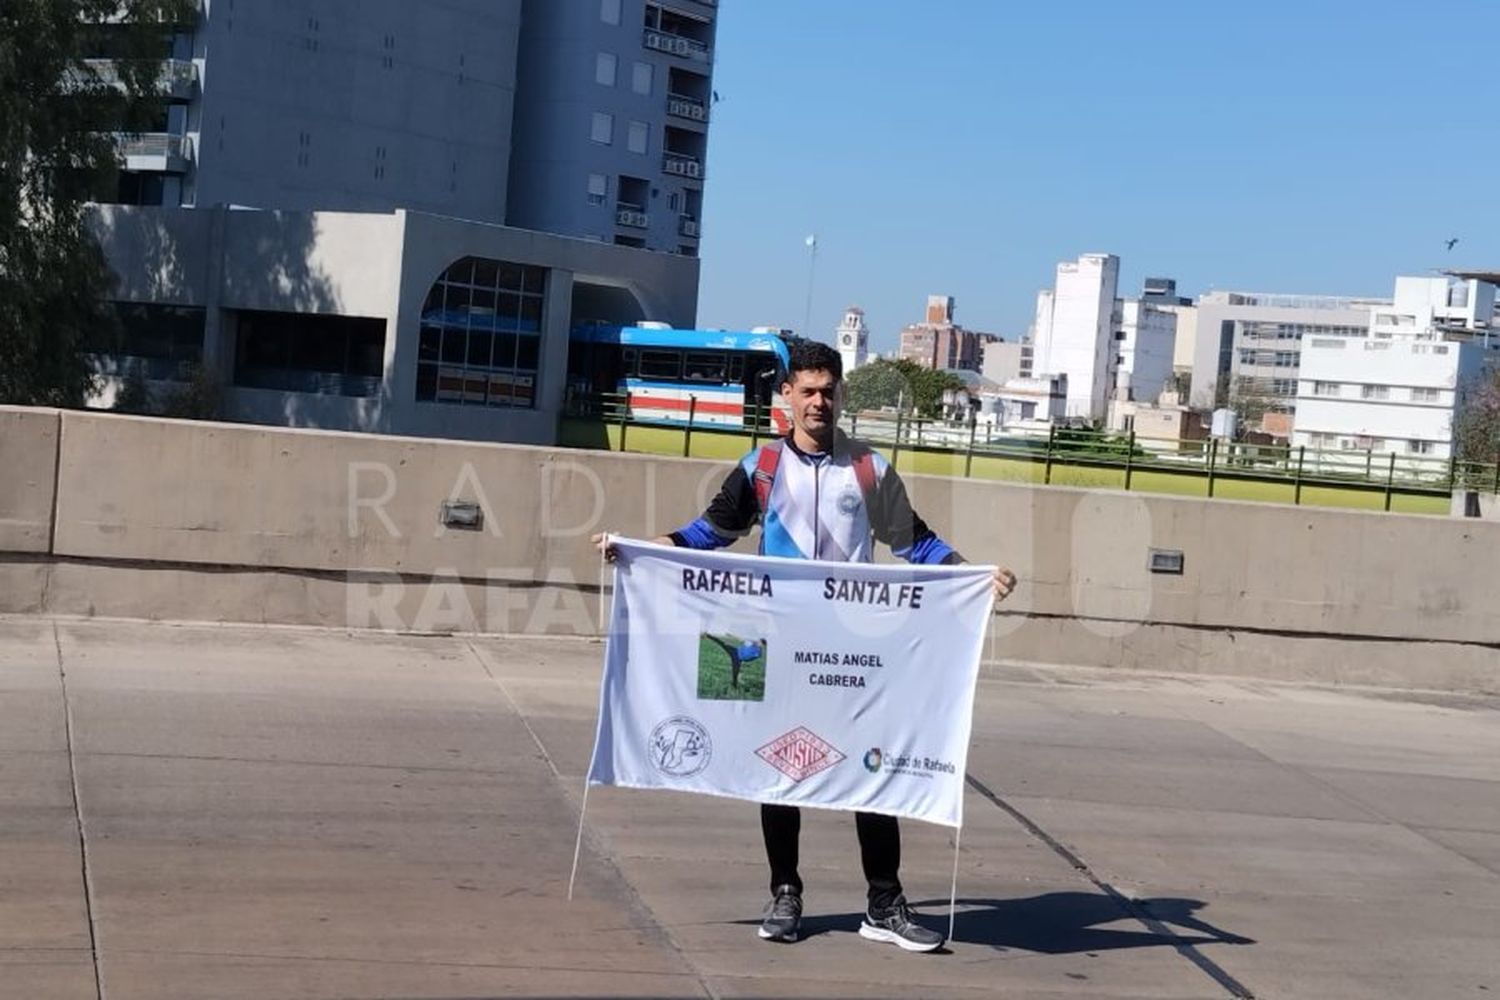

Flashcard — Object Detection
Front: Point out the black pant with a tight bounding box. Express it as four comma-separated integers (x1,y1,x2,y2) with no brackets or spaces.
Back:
761,803,902,910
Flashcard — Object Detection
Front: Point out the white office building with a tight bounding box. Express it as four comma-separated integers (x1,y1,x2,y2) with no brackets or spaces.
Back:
1113,299,1177,405
1292,275,1500,460
1185,291,1381,414
1030,253,1120,421
1104,298,1178,434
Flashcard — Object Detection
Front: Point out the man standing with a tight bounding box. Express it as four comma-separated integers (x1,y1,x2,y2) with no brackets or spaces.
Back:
597,339,1016,952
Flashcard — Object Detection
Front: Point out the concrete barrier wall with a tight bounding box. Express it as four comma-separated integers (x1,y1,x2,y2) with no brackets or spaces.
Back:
0,407,60,553
3,408,1497,691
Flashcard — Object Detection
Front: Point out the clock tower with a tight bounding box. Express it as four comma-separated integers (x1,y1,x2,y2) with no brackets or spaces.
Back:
835,306,869,375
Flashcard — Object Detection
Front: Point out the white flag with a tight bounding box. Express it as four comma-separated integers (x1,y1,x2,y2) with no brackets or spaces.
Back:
585,538,994,827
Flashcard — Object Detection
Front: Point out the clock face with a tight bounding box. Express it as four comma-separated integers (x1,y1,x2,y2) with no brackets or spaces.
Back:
842,333,854,346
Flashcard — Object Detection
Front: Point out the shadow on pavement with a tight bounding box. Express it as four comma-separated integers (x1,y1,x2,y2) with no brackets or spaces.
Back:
731,891,1256,954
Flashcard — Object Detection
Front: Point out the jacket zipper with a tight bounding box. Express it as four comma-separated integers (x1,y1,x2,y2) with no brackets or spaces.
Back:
812,459,821,559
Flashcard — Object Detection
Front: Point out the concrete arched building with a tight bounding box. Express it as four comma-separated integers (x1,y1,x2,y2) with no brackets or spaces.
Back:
91,204,698,444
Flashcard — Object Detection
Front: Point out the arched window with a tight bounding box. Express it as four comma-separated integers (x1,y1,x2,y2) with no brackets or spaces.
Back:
416,257,547,407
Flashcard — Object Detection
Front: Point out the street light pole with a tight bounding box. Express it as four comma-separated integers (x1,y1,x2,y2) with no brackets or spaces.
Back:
802,233,818,337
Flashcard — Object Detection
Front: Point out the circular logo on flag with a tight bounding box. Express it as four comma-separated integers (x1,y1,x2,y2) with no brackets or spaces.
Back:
837,487,862,515
648,716,712,777
863,747,883,773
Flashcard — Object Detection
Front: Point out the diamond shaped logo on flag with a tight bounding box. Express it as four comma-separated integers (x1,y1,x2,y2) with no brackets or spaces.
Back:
756,727,846,783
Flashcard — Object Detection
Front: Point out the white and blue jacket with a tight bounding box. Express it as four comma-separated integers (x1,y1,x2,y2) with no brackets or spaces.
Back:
669,431,960,565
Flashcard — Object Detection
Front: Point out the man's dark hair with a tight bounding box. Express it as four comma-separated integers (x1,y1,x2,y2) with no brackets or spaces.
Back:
784,339,843,383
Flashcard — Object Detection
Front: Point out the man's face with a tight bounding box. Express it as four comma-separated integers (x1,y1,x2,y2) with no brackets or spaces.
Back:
782,368,841,438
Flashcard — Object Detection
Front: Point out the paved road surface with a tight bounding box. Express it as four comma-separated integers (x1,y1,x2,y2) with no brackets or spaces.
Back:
2,617,1497,998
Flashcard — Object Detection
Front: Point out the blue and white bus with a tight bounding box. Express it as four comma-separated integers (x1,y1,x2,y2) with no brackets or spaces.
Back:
568,324,792,431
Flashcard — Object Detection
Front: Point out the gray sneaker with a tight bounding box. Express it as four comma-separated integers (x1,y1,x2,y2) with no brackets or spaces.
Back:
757,884,802,942
859,896,944,952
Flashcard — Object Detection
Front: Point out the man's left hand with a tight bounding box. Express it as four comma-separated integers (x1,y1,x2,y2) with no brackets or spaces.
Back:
992,567,1017,602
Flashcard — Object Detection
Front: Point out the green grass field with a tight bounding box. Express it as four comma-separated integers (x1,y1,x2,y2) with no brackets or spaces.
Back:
696,633,766,702
559,418,1452,516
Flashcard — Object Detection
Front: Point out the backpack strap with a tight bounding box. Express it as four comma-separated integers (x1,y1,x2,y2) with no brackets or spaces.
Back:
751,440,783,516
754,438,879,519
850,444,879,510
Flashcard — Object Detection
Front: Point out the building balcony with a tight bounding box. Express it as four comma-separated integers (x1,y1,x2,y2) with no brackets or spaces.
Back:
114,132,193,173
616,204,649,229
642,28,710,62
80,58,197,101
679,216,700,239
662,151,702,180
666,93,708,124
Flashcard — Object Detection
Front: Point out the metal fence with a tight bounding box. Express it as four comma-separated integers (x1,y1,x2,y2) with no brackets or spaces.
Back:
565,392,1500,510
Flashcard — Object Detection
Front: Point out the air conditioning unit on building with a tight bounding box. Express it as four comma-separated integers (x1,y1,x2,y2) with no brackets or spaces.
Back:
645,32,664,51
684,160,701,178
672,36,691,56
687,102,705,120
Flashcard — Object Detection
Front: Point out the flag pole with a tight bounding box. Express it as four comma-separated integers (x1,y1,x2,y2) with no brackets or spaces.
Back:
950,581,996,940
947,824,963,944
573,535,612,900
567,777,593,901
597,532,611,635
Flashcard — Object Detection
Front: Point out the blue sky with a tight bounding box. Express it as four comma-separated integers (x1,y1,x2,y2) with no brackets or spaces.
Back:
694,0,1499,354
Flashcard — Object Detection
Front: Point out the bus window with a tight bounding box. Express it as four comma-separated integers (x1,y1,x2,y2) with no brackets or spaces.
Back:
639,349,681,379
683,351,727,383
728,355,745,382
746,358,779,402
621,347,638,377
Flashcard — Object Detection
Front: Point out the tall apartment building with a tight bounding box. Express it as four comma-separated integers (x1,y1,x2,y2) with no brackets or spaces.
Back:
106,0,715,258
105,1,523,219
1030,253,1119,420
1293,275,1500,460
1102,295,1181,436
83,0,713,444
1138,278,1199,386
898,295,997,372
1113,298,1176,404
506,0,713,255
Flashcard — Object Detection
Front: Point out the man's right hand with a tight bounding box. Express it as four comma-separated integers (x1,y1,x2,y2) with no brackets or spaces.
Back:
591,532,618,563
591,533,677,563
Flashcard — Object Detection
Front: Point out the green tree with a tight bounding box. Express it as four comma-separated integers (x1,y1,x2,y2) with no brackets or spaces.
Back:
159,362,221,419
1455,369,1500,479
112,367,153,413
1212,371,1232,410
843,358,908,413
0,0,191,406
1228,376,1282,432
907,362,968,418
843,358,966,419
